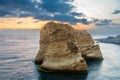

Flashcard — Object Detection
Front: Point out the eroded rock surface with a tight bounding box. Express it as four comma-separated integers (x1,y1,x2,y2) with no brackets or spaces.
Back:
35,22,103,71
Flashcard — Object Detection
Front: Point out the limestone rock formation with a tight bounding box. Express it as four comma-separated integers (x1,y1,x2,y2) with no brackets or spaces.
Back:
75,30,103,59
35,22,103,72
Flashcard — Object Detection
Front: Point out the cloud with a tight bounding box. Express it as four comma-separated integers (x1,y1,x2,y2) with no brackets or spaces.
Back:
91,18,113,26
96,19,112,26
0,0,38,17
17,22,22,24
38,0,73,13
70,12,85,17
112,10,120,14
0,0,90,24
0,0,119,27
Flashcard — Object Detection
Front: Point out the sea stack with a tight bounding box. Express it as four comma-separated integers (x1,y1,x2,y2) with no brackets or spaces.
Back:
35,22,103,72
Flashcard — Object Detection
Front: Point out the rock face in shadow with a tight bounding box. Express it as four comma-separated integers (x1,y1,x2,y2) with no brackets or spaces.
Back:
35,22,103,71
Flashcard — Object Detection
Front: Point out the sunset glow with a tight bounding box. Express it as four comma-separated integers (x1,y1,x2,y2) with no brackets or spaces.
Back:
0,17,95,30
0,17,49,29
72,23,96,30
0,0,119,29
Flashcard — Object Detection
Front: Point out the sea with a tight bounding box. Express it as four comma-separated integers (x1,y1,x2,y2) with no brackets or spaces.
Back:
0,29,120,80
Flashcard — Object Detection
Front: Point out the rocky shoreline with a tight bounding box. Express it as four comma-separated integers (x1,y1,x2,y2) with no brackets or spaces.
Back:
96,34,120,44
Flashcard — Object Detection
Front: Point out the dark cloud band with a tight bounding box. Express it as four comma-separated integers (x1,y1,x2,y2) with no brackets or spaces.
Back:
0,0,116,26
0,0,90,24
112,10,120,14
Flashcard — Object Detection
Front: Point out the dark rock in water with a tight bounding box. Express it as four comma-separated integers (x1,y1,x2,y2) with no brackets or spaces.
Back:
35,22,103,72
97,34,120,44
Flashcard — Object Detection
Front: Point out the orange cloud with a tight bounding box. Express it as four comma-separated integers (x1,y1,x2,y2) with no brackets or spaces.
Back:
72,23,96,30
0,17,95,30
0,17,49,29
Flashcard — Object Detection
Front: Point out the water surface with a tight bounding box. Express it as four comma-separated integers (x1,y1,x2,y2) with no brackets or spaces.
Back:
0,30,120,80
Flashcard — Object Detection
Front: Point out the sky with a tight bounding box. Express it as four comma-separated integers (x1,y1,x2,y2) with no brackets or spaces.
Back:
0,0,120,29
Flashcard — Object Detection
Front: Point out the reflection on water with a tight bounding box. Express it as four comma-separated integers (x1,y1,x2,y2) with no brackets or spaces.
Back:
38,61,102,80
0,30,40,80
40,72,88,80
0,30,120,80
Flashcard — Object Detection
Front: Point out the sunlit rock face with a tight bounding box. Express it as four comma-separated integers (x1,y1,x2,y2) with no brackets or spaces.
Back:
75,30,103,60
35,22,103,71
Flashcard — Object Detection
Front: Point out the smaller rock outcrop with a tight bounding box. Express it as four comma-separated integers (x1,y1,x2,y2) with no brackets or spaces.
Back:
97,34,120,44
35,22,103,72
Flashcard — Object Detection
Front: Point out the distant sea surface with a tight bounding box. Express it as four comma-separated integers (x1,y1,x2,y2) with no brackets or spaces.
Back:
0,29,120,80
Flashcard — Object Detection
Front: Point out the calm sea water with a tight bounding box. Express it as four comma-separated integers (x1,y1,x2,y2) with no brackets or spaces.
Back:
0,30,120,80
